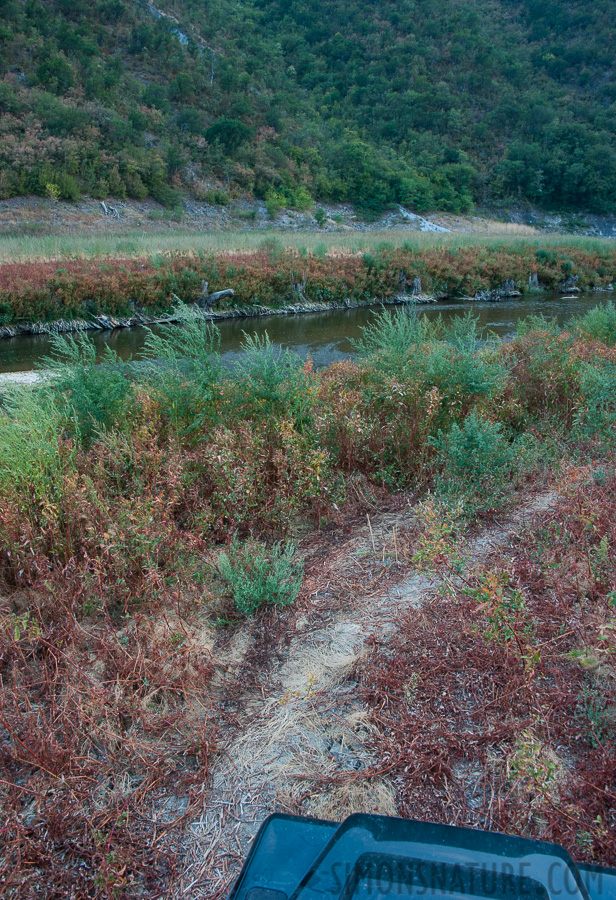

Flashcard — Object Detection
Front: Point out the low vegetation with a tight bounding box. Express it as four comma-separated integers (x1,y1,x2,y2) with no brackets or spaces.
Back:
359,469,616,859
1,301,615,894
1,241,616,327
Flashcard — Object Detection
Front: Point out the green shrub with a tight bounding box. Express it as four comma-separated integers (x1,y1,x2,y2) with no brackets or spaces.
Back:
575,362,616,443
56,172,81,201
265,189,285,219
516,314,560,336
216,539,304,615
506,329,580,422
140,304,222,439
314,207,327,228
415,316,505,425
151,184,182,208
228,332,312,425
203,189,230,206
353,307,442,372
421,342,506,421
0,389,70,514
40,333,134,446
570,301,616,346
431,409,529,510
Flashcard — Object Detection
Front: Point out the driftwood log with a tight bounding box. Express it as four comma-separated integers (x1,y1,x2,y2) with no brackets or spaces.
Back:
198,280,235,308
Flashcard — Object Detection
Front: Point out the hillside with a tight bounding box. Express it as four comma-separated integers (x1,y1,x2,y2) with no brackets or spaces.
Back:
0,0,615,215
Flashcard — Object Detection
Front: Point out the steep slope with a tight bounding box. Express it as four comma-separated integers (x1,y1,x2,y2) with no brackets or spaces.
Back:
0,0,614,213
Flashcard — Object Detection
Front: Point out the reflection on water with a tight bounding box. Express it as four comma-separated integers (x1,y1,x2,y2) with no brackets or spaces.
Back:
0,293,610,374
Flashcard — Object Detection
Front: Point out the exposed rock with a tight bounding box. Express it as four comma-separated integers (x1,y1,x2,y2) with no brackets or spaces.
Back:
0,312,177,340
499,278,521,297
473,289,503,303
528,272,542,291
394,292,437,304
560,274,580,294
473,279,521,302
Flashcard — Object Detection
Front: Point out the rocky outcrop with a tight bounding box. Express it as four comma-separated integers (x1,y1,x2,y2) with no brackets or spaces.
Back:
0,295,428,341
472,279,521,302
393,276,438,304
0,311,179,340
559,274,580,294
499,278,521,297
393,293,438,304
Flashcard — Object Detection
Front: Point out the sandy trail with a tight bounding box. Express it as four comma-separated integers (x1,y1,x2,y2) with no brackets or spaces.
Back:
176,490,558,898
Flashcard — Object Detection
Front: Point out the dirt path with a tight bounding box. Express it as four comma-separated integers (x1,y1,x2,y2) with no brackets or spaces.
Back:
175,490,558,898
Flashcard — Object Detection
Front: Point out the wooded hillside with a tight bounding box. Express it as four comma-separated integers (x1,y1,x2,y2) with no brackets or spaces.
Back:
0,0,614,214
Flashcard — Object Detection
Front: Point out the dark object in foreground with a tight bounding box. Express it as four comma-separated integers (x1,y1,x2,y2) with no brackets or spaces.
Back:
228,813,616,900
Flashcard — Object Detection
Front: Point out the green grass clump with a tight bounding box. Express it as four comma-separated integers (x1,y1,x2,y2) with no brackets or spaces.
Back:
0,388,70,513
228,331,311,425
575,362,616,445
353,306,442,372
216,539,304,616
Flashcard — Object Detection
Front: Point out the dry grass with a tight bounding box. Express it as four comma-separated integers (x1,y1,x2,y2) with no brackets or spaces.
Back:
0,228,613,264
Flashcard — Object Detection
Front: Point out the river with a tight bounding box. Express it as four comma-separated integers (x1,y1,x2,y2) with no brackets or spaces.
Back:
0,292,608,374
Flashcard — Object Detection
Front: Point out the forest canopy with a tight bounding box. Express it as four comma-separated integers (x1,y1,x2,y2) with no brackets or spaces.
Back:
0,0,614,214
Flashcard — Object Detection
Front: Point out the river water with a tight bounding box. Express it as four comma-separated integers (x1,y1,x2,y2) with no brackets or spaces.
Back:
0,293,609,374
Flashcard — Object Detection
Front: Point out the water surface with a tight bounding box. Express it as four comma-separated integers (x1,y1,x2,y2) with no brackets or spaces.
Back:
0,292,608,374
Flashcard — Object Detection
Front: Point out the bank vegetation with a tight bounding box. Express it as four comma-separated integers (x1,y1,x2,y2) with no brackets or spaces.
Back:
1,302,616,895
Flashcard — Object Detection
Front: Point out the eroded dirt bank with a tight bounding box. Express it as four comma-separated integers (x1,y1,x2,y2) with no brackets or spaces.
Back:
2,196,616,239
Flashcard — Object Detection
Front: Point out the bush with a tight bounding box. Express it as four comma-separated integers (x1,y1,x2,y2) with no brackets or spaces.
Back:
575,362,616,444
314,207,327,227
570,301,616,346
315,360,438,488
421,342,506,425
353,307,442,373
228,331,312,426
56,172,81,201
265,188,285,219
431,409,529,510
505,329,581,423
193,419,335,537
0,389,70,514
216,539,304,615
151,183,182,208
140,305,222,439
204,189,230,206
40,333,135,447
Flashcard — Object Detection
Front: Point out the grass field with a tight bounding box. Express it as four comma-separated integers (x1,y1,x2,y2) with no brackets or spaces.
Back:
0,227,614,263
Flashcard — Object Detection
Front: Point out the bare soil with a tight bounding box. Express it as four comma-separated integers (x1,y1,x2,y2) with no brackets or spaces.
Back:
1,195,615,238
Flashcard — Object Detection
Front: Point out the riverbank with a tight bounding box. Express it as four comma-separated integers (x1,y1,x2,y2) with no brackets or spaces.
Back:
2,291,613,379
0,242,614,340
1,305,615,895
0,296,424,342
